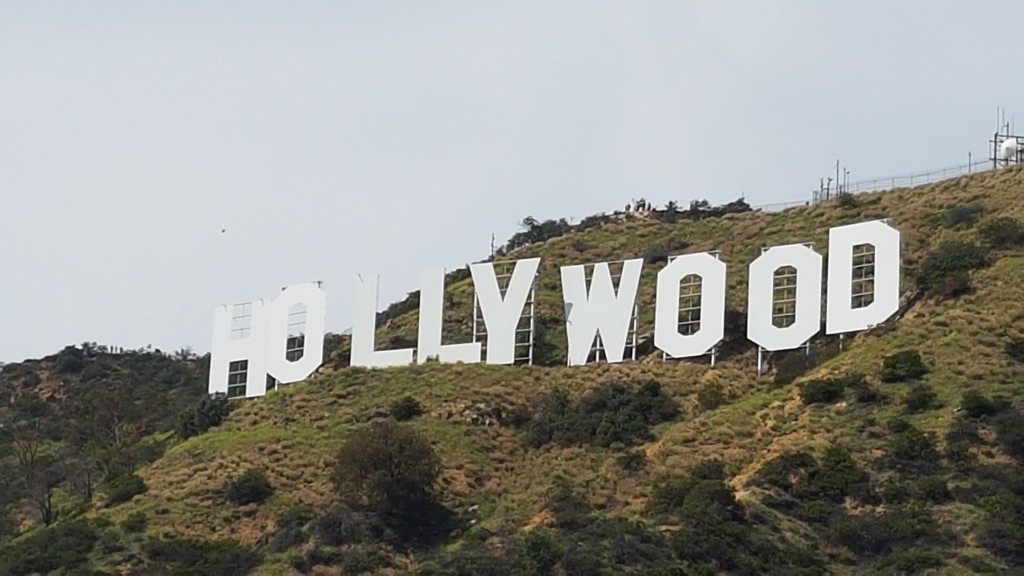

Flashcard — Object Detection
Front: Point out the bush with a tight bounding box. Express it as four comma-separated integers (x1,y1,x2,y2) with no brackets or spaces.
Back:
648,460,727,515
773,350,816,386
943,202,984,228
756,451,818,491
523,381,678,448
888,549,944,572
851,380,886,404
267,505,314,552
330,419,455,545
890,425,939,463
915,239,989,298
616,450,647,472
55,346,86,374
517,529,564,573
992,409,1024,459
980,216,1024,248
121,511,148,533
389,395,424,421
0,520,99,575
902,382,938,413
546,476,591,529
799,379,845,405
106,474,148,505
176,393,231,439
312,505,366,546
836,193,859,209
880,350,928,383
960,390,1009,418
792,445,869,504
1006,338,1024,363
225,469,274,506
914,476,952,503
696,384,726,411
142,536,261,576
828,506,940,557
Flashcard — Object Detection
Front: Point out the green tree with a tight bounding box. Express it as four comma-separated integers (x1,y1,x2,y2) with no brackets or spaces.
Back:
331,419,440,521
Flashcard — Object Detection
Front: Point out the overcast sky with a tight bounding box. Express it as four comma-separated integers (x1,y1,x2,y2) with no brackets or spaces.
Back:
1,1,1022,362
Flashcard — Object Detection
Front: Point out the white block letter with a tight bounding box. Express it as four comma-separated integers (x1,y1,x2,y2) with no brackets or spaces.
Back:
826,220,901,335
561,258,643,366
655,253,726,358
209,282,329,398
209,300,271,398
747,244,822,351
266,283,327,383
351,273,415,368
417,268,481,363
470,258,541,365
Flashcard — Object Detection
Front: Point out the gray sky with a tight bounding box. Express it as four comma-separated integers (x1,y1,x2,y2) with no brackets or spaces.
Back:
1,1,1022,362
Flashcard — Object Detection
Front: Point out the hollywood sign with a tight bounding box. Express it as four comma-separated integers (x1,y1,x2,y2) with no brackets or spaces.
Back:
209,220,899,398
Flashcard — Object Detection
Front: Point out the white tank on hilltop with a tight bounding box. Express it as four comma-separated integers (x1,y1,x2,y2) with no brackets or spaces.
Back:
1001,137,1020,161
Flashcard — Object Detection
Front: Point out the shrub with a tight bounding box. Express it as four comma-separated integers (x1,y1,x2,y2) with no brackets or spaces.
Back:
914,476,952,503
960,389,1009,418
696,383,726,411
851,380,886,404
978,518,1024,565
523,381,678,448
888,549,944,572
756,451,818,491
312,505,366,546
836,193,859,209
794,445,869,504
54,346,86,374
176,393,231,439
943,202,984,228
121,511,148,533
225,469,274,506
642,238,690,265
799,379,845,405
517,529,564,573
546,476,591,529
267,505,314,552
388,395,424,421
890,425,939,463
0,519,99,575
880,350,928,383
142,536,261,576
992,409,1024,459
828,506,940,557
648,460,727,515
902,382,938,413
980,216,1024,248
616,450,647,472
915,239,989,298
1006,338,1024,363
773,350,816,386
330,419,454,544
106,474,148,505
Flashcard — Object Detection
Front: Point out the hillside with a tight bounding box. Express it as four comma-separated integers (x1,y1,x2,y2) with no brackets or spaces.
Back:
4,165,1024,574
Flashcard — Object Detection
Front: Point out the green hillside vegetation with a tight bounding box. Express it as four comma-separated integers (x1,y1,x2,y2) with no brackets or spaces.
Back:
4,166,1024,573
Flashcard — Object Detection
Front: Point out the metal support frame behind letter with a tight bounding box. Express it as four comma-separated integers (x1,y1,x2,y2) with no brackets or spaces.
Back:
472,261,538,365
